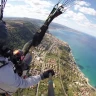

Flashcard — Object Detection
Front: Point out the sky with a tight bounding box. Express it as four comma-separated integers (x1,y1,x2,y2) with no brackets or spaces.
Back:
3,0,96,37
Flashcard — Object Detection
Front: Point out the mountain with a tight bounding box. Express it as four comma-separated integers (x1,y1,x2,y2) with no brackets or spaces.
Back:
5,17,81,32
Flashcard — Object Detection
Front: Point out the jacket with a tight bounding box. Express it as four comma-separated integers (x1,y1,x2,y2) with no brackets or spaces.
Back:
0,56,41,95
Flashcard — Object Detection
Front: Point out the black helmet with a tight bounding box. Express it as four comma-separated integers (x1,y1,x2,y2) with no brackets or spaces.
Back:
0,21,8,47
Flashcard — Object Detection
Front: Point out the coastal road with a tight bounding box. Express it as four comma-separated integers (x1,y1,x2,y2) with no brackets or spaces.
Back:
36,43,55,96
35,43,68,96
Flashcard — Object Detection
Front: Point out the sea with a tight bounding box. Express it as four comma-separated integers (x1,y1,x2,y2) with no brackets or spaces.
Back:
49,28,96,88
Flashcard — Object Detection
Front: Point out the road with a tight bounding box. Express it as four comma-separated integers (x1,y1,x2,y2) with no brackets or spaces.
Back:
36,43,68,96
58,51,68,96
36,43,55,96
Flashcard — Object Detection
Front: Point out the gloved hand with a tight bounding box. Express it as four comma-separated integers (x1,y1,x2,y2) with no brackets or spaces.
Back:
40,69,55,80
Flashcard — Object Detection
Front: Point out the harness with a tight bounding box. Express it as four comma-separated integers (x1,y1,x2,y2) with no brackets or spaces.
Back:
0,88,12,96
0,58,8,68
0,0,7,20
0,46,24,77
0,46,13,68
0,51,23,95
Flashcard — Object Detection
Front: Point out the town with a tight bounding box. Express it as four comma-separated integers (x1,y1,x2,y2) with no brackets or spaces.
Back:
24,33,96,96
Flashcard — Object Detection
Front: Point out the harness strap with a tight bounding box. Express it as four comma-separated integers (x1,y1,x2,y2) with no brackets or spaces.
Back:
0,61,8,68
0,0,7,20
0,88,12,96
0,57,9,68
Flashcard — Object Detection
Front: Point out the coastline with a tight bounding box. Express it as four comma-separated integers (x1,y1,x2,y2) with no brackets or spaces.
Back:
48,32,96,93
69,45,96,91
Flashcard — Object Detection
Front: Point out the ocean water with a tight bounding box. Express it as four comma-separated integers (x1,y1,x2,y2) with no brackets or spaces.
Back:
49,29,96,87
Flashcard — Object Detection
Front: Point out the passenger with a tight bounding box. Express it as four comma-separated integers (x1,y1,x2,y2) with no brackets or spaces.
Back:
0,21,55,96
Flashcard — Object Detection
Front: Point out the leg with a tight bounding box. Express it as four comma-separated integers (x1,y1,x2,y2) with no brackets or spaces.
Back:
0,93,6,96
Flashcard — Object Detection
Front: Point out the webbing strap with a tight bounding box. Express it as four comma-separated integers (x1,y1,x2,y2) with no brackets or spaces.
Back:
0,0,7,20
0,87,12,96
1,0,7,10
0,61,8,68
0,57,9,68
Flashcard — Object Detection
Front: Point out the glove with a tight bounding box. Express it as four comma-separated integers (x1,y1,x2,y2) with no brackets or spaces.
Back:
40,69,55,80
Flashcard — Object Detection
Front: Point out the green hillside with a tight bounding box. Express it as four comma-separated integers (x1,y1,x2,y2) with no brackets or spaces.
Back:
6,20,38,49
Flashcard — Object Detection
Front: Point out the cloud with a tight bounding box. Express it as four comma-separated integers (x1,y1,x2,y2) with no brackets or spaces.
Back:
62,9,96,36
74,1,96,16
63,10,88,22
63,9,96,29
4,0,53,19
79,7,96,16
4,0,96,37
24,0,53,8
75,1,90,6
8,0,25,1
74,5,96,16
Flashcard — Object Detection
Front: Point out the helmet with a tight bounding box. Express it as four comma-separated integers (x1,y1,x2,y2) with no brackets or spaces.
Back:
13,49,32,76
13,49,32,70
0,21,8,47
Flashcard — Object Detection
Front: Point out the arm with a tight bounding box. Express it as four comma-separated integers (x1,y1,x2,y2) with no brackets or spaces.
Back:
13,69,54,88
0,62,54,89
32,25,48,47
14,74,41,88
0,62,41,88
23,25,48,55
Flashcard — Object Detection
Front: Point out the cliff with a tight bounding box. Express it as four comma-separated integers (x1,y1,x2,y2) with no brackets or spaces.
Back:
34,33,96,96
4,19,96,96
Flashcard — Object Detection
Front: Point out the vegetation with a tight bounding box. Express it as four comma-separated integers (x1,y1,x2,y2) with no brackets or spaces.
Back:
6,20,37,49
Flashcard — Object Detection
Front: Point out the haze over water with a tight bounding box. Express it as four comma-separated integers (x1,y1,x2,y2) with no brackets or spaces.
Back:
49,29,96,87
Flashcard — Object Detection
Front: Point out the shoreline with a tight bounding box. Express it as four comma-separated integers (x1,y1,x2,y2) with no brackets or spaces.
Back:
69,45,96,91
48,32,96,91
